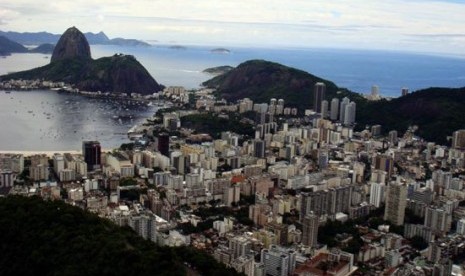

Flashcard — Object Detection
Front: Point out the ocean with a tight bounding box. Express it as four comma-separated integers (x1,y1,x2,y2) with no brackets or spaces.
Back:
1,45,464,150
1,45,465,97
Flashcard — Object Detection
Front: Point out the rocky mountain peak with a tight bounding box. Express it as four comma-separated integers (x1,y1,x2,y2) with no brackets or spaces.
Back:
51,26,91,62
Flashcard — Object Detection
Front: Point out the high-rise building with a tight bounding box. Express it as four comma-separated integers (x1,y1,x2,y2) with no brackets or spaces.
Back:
452,129,465,150
82,141,101,171
371,85,380,98
370,182,386,208
302,213,319,247
321,100,329,118
424,207,451,235
313,82,326,113
401,87,409,97
384,182,407,226
330,97,339,121
343,102,356,126
389,130,398,145
261,245,296,276
157,133,170,156
254,139,266,158
339,97,350,122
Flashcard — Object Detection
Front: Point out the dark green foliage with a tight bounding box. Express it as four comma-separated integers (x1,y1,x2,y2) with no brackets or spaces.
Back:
203,59,350,111
181,112,254,139
204,59,465,144
1,54,161,95
120,177,138,186
409,236,429,251
0,196,185,276
356,87,465,144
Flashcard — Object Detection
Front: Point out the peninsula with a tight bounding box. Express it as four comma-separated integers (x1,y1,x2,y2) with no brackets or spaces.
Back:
0,27,161,95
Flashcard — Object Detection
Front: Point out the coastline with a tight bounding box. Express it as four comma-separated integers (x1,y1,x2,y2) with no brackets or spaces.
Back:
0,149,112,157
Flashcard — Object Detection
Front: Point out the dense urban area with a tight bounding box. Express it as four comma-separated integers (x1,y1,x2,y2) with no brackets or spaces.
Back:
1,83,465,276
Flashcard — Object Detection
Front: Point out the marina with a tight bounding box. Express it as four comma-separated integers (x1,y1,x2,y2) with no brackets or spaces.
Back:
0,89,160,151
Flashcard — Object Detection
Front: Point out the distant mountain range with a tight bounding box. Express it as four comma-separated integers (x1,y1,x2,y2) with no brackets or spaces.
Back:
203,60,465,144
0,29,150,47
0,35,54,56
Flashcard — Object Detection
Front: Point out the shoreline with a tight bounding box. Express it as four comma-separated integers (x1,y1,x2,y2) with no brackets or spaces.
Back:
0,149,113,157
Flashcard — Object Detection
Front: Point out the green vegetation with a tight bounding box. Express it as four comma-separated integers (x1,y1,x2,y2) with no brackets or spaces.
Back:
202,59,362,112
410,236,429,251
181,112,254,139
0,195,184,275
355,87,465,144
0,196,242,276
203,59,465,144
1,54,160,95
203,65,234,75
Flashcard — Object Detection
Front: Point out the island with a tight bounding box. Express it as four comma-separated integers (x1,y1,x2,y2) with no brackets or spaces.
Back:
202,65,234,75
210,48,231,54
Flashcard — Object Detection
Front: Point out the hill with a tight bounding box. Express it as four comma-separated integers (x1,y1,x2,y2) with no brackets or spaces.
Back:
1,27,161,95
29,43,55,54
202,59,360,111
356,87,465,144
0,196,241,276
0,35,28,56
0,196,183,275
203,59,465,144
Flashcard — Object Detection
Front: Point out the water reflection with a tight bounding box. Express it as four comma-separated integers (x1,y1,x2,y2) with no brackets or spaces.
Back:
0,90,156,150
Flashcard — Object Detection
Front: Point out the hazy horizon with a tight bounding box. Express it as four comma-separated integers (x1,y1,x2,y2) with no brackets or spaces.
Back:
1,0,465,57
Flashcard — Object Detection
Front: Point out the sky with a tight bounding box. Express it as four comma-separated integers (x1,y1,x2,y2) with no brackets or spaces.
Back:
1,0,465,56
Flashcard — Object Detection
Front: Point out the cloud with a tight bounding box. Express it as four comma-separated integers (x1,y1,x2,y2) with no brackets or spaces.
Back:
1,0,465,55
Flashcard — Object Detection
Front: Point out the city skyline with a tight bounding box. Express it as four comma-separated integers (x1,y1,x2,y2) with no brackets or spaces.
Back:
1,0,465,56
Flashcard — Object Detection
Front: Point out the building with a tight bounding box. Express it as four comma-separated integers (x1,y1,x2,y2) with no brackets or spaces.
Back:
384,182,407,226
261,245,296,276
343,102,356,126
254,139,266,158
293,249,356,276
82,141,101,171
157,133,170,157
330,98,339,121
0,170,16,188
302,213,319,247
313,82,326,113
321,100,329,118
369,182,385,208
424,207,451,235
373,154,394,179
452,129,465,150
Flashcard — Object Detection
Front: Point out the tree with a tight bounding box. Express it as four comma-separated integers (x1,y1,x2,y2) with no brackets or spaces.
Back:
410,236,428,251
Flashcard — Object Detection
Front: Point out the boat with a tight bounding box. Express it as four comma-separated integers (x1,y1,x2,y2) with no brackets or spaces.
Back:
5,91,11,94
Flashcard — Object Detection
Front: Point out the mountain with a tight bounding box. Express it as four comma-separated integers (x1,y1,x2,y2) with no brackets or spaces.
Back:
51,27,91,62
203,59,465,144
0,29,150,46
0,196,241,276
202,59,360,110
29,43,55,54
0,36,28,56
1,27,161,95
